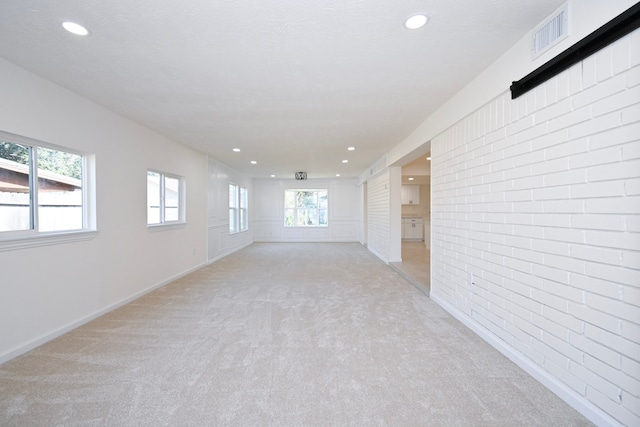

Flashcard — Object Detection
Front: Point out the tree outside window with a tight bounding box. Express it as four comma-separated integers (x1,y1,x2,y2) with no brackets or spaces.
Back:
284,189,328,227
1,139,84,233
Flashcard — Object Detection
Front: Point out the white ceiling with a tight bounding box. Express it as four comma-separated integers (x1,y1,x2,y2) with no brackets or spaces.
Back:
402,155,431,185
0,0,566,179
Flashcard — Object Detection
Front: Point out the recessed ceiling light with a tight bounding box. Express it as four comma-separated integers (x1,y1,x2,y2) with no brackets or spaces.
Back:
62,21,90,36
427,156,432,160
270,174,276,178
250,160,257,164
232,148,241,152
342,160,348,164
347,146,355,151
405,14,429,30
408,177,415,181
336,174,341,177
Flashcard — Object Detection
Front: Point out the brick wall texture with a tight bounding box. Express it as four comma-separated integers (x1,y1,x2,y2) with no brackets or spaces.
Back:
367,171,391,262
431,30,640,426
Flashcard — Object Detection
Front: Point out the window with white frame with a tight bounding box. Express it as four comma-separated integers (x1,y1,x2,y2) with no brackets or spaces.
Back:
147,170,184,226
229,183,248,233
240,186,248,232
229,183,238,233
284,189,328,227
0,133,92,237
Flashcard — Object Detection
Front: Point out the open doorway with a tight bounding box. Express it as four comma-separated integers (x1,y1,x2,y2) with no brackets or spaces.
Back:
390,152,431,293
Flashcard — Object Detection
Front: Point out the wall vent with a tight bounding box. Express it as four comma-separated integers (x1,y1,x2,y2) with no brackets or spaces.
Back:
532,3,569,59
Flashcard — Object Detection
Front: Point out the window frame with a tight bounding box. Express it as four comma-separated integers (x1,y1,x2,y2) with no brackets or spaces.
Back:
239,186,248,232
229,183,239,234
284,189,329,227
229,183,248,234
147,169,185,229
0,131,97,251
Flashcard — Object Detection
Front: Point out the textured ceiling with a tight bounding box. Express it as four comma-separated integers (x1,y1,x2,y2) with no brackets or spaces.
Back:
0,0,566,179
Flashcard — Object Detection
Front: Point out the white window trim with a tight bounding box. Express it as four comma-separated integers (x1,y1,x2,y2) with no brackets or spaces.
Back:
228,183,249,234
284,189,329,227
147,169,186,229
229,182,239,234
147,222,186,232
0,230,98,252
240,186,248,232
0,131,97,248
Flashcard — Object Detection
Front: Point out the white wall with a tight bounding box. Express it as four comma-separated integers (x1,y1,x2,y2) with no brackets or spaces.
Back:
388,0,639,167
366,171,391,262
431,30,640,426
207,157,253,262
364,167,404,264
366,2,639,426
0,59,208,363
252,178,361,242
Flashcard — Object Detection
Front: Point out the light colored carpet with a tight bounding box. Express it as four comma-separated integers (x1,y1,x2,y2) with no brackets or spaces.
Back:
0,243,591,426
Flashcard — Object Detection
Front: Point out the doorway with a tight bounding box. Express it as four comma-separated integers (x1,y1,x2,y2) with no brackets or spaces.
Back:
390,152,431,293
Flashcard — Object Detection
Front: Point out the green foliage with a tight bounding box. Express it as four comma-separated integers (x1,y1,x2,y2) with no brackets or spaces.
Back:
296,191,317,208
0,141,82,180
37,147,82,179
284,190,328,226
0,141,30,165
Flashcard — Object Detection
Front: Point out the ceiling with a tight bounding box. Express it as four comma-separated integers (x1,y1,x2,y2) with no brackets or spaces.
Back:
402,155,431,185
0,0,565,179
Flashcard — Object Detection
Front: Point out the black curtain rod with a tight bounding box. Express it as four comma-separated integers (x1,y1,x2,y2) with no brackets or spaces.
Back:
510,2,640,99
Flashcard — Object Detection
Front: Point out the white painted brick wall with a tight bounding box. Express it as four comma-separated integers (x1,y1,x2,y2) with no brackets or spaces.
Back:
431,30,640,426
367,171,390,262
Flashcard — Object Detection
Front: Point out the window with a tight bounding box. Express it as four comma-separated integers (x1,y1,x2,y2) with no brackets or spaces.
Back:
0,133,90,237
147,170,184,226
284,189,328,227
229,183,248,233
229,183,238,233
240,186,248,232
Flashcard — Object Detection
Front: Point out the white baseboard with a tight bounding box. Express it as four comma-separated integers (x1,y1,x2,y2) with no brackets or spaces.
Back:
252,238,361,243
367,246,389,264
207,241,253,264
430,291,622,427
0,260,208,365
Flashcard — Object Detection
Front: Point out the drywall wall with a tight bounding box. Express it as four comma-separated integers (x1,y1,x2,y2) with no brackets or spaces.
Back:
0,59,208,363
207,157,253,262
252,178,361,242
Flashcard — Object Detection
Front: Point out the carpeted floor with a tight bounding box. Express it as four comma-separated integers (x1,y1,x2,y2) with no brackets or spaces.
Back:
0,243,591,426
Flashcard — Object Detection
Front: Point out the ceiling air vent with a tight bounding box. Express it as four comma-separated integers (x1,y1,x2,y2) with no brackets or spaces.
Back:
295,172,307,180
532,3,568,59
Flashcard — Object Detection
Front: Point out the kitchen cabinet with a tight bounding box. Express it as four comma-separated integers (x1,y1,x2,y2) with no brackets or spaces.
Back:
401,185,420,205
402,218,423,241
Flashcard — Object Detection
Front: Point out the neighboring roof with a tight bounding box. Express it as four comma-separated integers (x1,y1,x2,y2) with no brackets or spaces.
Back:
0,157,81,192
